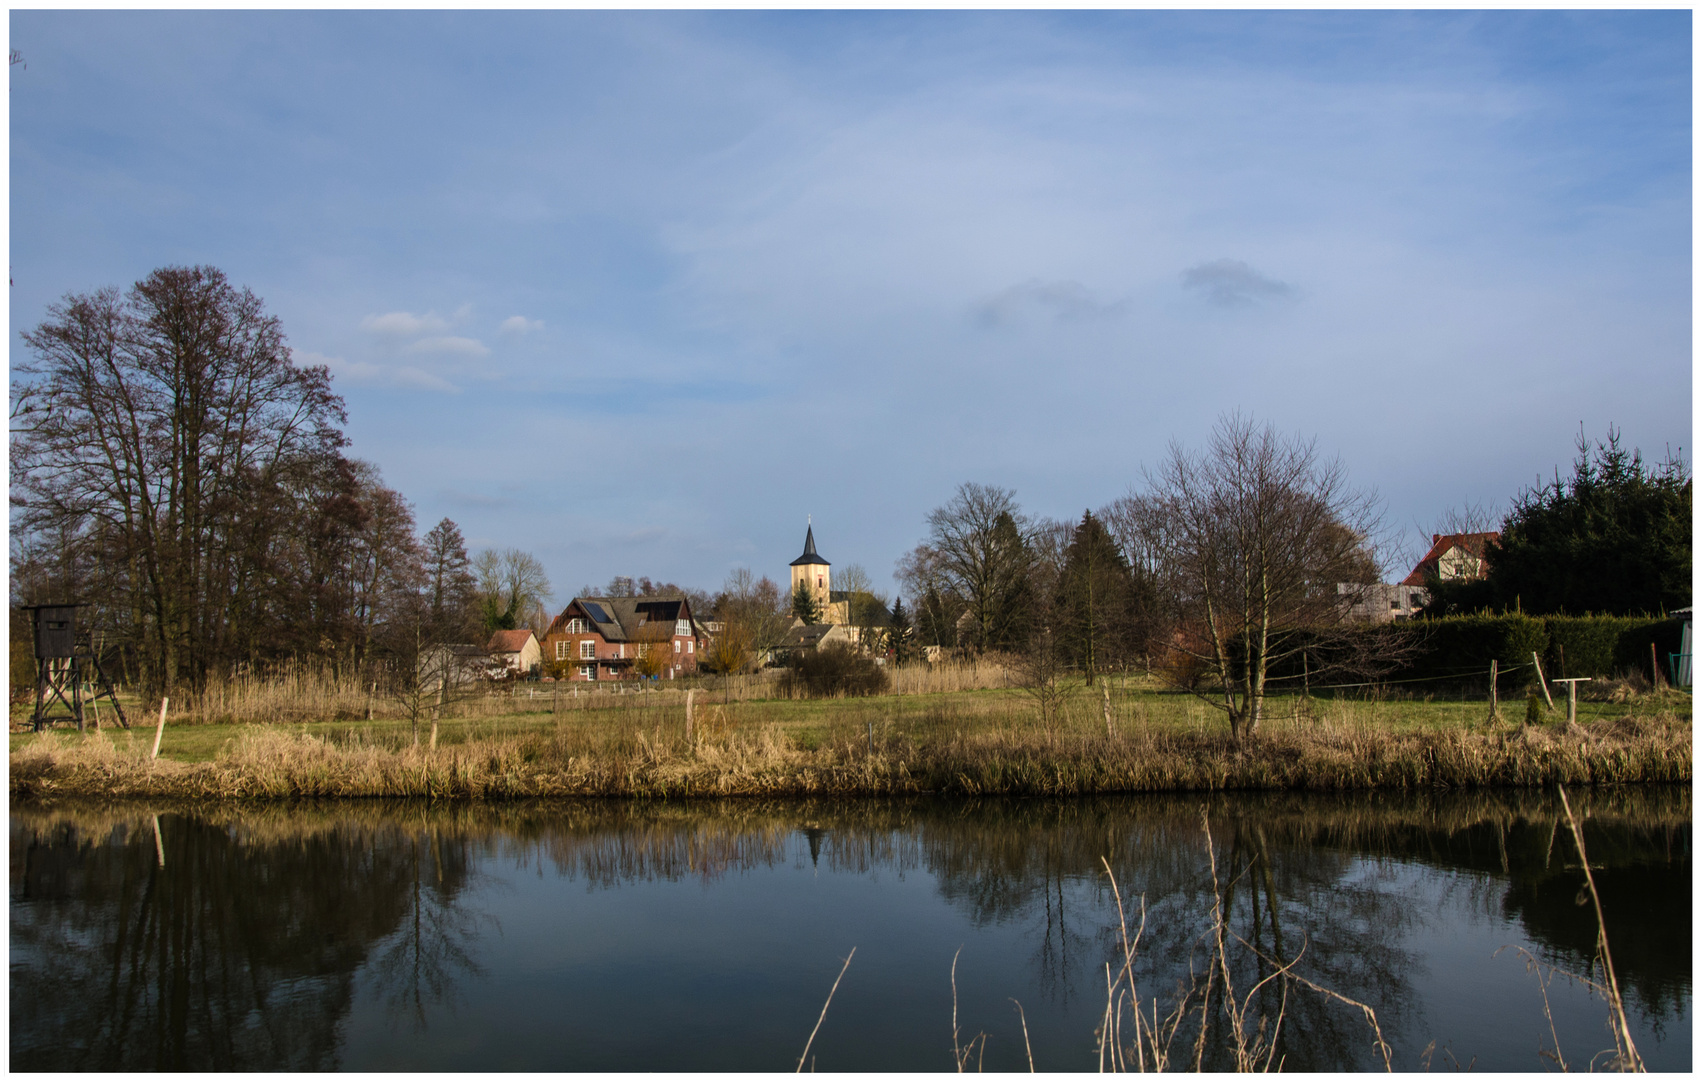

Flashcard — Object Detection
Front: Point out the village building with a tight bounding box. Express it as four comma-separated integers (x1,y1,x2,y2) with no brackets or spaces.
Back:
1402,532,1499,586
416,643,492,687
789,521,852,626
485,629,540,676
540,595,702,682
1336,582,1428,624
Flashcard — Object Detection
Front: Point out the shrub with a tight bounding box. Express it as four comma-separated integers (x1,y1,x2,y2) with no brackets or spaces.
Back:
779,644,890,698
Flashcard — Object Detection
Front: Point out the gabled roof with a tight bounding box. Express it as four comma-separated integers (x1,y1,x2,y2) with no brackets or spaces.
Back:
790,525,830,567
1401,532,1500,587
555,595,695,643
486,629,536,654
776,622,846,650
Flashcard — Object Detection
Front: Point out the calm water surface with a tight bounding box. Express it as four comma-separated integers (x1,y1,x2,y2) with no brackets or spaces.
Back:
10,788,1691,1071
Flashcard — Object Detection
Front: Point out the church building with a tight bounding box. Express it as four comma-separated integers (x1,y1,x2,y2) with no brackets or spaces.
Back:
789,521,849,626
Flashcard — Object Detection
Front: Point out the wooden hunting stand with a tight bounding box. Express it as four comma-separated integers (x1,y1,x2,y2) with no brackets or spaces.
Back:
24,604,129,732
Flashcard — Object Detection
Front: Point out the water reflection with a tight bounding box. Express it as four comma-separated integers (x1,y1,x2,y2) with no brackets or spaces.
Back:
10,788,1689,1071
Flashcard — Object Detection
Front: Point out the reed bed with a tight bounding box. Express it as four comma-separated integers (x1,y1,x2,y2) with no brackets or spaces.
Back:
11,698,1689,800
77,659,1020,729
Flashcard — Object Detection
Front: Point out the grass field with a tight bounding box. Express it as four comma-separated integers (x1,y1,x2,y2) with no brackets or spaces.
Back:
10,670,1691,800
10,669,1680,763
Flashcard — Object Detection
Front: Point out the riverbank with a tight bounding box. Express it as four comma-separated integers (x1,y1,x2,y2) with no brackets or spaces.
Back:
10,707,1690,800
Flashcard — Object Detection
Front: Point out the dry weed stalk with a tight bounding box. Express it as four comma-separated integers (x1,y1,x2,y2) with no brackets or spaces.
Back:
796,947,855,1072
950,947,990,1071
1556,786,1645,1072
1095,816,1391,1073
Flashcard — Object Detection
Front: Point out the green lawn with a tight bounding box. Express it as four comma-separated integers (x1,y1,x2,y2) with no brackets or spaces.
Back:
11,675,1682,766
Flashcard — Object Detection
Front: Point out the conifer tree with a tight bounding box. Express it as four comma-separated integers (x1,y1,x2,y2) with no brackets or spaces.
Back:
1054,510,1138,685
792,580,823,624
887,597,915,663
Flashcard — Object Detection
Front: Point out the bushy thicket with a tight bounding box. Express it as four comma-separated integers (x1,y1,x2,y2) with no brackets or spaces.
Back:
779,644,890,698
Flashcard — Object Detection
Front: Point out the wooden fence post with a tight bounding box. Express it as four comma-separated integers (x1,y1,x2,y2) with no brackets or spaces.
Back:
1488,659,1499,722
1651,643,1662,688
1101,681,1114,736
685,688,695,738
151,697,169,760
1531,652,1554,711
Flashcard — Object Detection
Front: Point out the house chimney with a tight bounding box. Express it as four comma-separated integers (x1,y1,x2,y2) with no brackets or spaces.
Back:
1433,534,1441,546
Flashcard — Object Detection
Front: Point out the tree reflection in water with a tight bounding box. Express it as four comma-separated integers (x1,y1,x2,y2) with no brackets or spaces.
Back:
10,805,486,1070
10,787,1688,1071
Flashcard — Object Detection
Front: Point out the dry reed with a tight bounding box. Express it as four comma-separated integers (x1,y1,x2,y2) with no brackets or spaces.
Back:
10,702,1689,800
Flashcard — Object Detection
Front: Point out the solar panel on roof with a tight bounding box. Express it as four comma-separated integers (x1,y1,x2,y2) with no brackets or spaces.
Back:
581,602,610,624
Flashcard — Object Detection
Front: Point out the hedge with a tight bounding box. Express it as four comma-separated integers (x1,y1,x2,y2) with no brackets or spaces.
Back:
1246,613,1689,693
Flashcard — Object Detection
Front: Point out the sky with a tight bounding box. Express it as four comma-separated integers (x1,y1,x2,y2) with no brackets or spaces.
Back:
8,11,1692,606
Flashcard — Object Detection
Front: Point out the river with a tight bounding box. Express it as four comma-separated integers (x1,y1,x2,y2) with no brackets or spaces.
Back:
9,787,1690,1071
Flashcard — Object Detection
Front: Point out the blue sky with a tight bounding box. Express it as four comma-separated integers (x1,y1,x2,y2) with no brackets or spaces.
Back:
9,11,1691,604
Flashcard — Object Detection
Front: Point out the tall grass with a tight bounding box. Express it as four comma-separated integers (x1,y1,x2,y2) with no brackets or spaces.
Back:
11,697,1689,800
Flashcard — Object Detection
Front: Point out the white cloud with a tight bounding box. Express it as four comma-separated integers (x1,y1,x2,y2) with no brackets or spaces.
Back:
499,315,544,334
360,310,451,337
301,351,460,393
402,335,491,358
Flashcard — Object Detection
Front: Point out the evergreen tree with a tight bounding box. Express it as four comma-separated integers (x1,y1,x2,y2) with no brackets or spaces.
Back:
887,597,915,663
1488,428,1690,615
978,510,1035,651
1054,510,1137,684
792,580,823,624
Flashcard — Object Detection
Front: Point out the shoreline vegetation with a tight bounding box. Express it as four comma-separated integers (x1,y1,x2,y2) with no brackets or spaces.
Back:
10,668,1691,800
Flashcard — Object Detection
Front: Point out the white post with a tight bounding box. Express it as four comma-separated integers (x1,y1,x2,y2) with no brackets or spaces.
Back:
685,688,695,738
1553,678,1591,725
151,697,169,760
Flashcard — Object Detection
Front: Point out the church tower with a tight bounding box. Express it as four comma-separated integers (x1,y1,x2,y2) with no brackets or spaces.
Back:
789,520,831,618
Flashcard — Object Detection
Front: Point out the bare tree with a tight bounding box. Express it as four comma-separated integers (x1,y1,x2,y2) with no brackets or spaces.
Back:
11,266,346,694
630,621,676,680
1010,595,1077,741
472,548,552,634
913,483,1036,653
711,569,789,670
1136,413,1389,742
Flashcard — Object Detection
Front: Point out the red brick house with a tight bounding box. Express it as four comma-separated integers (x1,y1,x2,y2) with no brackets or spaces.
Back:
541,596,702,682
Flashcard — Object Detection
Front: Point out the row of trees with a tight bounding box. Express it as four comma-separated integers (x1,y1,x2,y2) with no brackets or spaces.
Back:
10,265,554,697
898,417,1392,740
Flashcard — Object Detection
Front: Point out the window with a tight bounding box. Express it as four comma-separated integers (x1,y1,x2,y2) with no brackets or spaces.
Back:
579,640,596,660
556,641,568,660
637,643,650,658
578,664,596,681
687,640,694,654
676,619,691,636
566,618,588,634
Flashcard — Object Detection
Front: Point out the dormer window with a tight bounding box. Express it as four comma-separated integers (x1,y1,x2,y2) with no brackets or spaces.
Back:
566,618,588,634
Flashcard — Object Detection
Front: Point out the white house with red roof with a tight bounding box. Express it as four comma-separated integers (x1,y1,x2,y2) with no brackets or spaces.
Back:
485,629,540,676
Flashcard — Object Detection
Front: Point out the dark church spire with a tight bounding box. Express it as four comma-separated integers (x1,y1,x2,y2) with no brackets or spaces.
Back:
790,522,829,567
